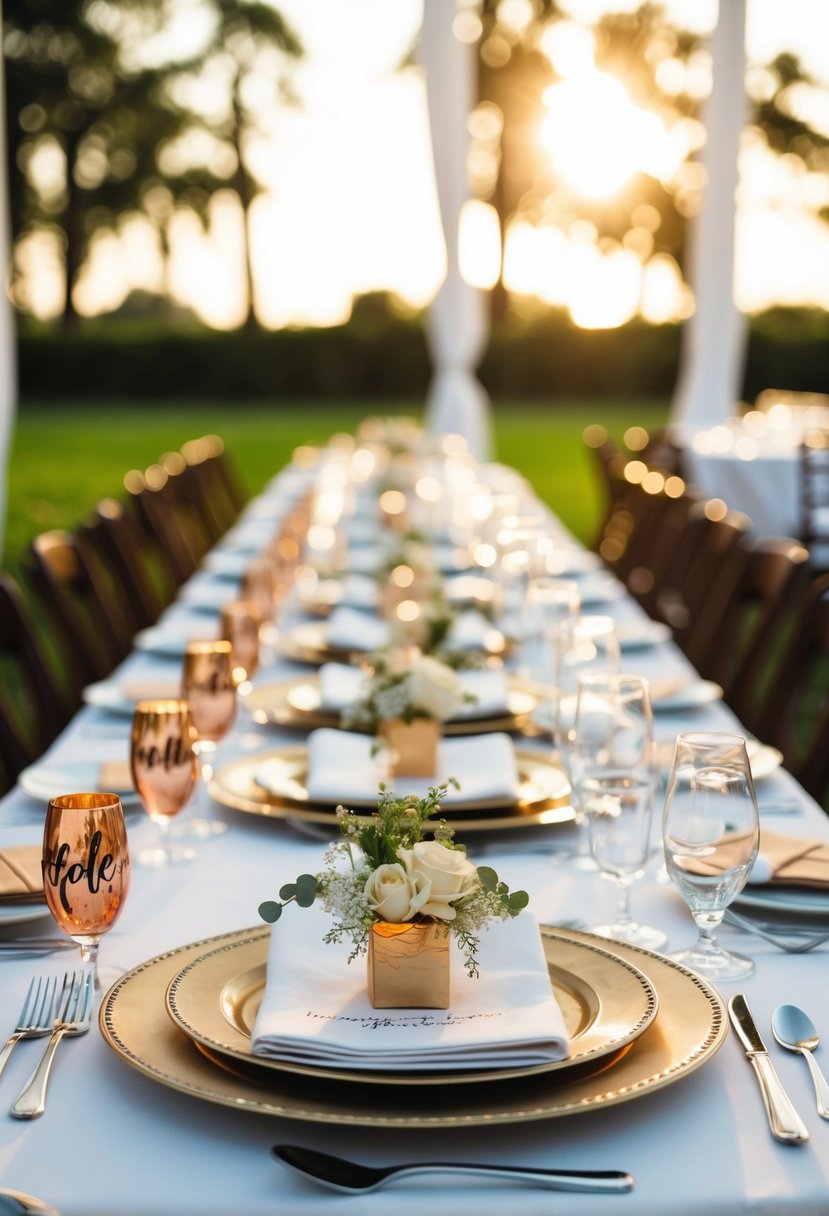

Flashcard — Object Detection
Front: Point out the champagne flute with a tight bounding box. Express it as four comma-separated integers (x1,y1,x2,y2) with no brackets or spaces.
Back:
662,731,760,980
42,792,130,993
130,699,199,866
181,640,237,838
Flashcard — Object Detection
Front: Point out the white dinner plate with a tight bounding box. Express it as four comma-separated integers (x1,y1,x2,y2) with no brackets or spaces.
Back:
655,738,782,781
134,623,220,658
202,551,251,580
177,580,238,613
0,903,52,926
615,620,672,650
82,679,181,717
576,573,625,607
18,760,139,807
650,680,723,712
545,549,603,578
733,884,829,921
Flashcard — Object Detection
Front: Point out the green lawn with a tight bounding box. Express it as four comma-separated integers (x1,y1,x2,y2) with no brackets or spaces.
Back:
5,397,669,575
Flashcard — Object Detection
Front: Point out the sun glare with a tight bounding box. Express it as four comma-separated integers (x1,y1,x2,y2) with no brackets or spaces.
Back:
540,73,677,200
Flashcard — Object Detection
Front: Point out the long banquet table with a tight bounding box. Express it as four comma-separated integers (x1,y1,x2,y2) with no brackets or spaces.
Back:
1,447,829,1216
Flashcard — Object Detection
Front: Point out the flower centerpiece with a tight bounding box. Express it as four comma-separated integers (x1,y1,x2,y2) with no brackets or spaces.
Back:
341,649,473,775
259,784,529,1008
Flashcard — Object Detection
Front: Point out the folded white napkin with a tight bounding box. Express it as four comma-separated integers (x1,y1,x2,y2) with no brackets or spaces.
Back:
277,728,520,804
317,663,509,720
251,907,569,1071
339,574,379,610
327,607,389,652
319,662,369,709
445,609,499,652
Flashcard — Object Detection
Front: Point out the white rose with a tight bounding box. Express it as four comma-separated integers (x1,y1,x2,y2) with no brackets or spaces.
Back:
364,863,431,923
398,841,480,921
406,654,465,722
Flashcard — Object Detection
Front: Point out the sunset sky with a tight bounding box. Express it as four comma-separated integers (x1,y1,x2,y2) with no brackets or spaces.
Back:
16,0,829,330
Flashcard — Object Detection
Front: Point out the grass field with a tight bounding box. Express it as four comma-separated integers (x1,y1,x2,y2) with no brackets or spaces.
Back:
5,397,669,575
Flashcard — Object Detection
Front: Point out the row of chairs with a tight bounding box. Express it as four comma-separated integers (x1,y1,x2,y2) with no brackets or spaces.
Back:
0,435,247,795
585,425,829,809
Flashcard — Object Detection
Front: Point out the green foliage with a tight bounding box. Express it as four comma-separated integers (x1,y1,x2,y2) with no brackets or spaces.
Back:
258,873,319,923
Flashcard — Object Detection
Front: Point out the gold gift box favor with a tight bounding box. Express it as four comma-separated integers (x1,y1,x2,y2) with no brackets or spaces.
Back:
378,717,439,777
367,921,451,1009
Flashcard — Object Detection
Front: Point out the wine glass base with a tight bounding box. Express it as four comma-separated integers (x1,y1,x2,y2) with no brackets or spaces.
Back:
138,843,197,866
669,943,755,981
591,921,668,951
171,817,229,839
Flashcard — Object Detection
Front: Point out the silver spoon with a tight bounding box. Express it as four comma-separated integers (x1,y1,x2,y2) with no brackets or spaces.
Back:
772,1004,829,1118
273,1145,633,1194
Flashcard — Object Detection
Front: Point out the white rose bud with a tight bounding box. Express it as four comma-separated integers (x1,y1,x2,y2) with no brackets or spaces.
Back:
398,840,479,921
406,654,465,722
364,863,431,923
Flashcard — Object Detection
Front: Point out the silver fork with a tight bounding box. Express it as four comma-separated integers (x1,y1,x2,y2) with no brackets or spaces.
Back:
723,909,829,953
10,970,93,1119
0,976,59,1083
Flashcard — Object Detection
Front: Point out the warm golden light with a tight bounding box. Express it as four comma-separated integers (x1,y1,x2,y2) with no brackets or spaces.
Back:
379,490,407,516
459,199,502,289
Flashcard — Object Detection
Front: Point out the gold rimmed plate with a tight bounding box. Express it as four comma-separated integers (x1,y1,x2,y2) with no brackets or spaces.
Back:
165,929,658,1087
208,746,574,832
245,675,546,737
279,621,508,666
100,925,728,1126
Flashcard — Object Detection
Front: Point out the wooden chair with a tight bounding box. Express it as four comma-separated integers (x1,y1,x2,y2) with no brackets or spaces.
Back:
26,529,132,686
181,435,247,536
81,498,175,631
0,574,75,792
685,537,810,697
123,465,202,587
644,500,752,649
750,572,829,808
799,429,829,568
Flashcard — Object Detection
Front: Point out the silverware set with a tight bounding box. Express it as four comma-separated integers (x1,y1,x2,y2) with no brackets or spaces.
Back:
728,994,829,1144
1,970,92,1119
723,909,829,953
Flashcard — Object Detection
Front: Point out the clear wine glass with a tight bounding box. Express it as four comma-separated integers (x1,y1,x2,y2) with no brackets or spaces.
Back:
42,792,130,993
180,639,237,838
662,731,760,980
521,576,580,696
553,616,621,869
130,699,199,866
571,673,666,949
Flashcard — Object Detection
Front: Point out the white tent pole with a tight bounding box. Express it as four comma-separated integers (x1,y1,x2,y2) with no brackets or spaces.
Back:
419,0,492,460
670,0,747,439
0,18,17,561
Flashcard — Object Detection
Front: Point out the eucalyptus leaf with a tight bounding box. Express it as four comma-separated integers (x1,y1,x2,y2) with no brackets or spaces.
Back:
477,866,498,892
258,901,282,923
279,883,297,901
508,891,530,911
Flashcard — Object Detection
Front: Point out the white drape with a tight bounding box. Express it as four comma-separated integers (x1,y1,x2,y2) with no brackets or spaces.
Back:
670,0,747,439
419,0,492,460
0,35,16,561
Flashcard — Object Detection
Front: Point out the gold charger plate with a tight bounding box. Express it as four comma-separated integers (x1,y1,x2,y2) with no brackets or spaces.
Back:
209,745,574,832
165,929,658,1086
100,925,728,1127
279,621,507,666
245,674,545,737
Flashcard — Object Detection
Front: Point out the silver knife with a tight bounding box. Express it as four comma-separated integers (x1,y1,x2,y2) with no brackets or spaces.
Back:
728,994,809,1144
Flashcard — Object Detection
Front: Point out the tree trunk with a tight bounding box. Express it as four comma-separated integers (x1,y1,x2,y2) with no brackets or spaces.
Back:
231,78,257,330
61,128,83,329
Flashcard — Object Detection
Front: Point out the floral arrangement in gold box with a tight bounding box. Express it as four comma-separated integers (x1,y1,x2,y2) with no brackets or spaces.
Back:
258,784,529,1007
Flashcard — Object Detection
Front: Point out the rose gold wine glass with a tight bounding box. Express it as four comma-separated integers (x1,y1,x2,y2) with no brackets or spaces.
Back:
220,598,267,749
181,639,237,837
42,792,130,992
130,699,199,866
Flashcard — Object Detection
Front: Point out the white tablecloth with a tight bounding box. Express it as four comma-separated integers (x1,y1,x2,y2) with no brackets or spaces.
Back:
1,463,828,1215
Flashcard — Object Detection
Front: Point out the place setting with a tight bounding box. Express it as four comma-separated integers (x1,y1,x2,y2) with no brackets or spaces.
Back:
100,778,729,1130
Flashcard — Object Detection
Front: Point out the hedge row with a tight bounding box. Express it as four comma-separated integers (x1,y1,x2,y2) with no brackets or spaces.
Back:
15,307,829,401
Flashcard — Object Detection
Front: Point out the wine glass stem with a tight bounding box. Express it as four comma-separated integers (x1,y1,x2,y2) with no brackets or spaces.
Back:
614,883,634,929
693,912,724,955
79,940,100,992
